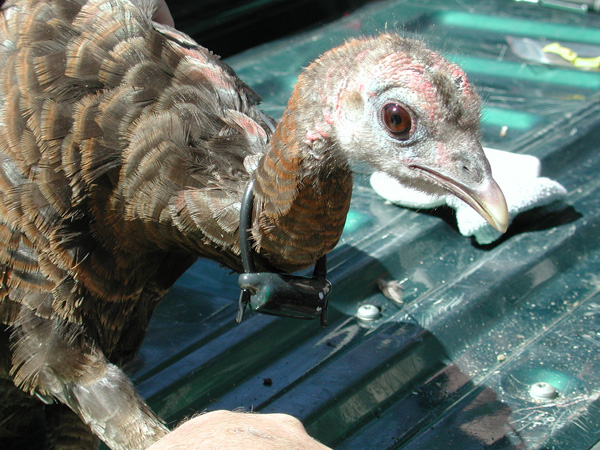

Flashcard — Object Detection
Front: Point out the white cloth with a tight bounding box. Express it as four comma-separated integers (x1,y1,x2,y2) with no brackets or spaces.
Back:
370,148,568,244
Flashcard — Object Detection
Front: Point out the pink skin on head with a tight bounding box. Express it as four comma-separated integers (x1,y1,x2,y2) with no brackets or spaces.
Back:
374,51,477,126
376,53,441,123
305,121,330,143
436,142,451,167
354,49,372,63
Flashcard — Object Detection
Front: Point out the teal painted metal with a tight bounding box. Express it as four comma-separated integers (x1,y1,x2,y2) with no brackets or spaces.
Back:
132,1,600,449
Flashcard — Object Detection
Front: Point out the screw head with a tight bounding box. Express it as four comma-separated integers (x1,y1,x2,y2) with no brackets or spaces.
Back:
357,304,380,321
529,382,558,401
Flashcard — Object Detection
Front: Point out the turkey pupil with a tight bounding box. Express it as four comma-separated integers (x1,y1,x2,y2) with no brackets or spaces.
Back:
390,112,403,126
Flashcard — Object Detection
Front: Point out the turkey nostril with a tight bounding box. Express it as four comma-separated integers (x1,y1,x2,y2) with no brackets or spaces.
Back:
460,163,485,184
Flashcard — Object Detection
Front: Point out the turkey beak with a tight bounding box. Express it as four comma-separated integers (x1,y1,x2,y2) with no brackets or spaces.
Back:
457,177,509,233
413,165,509,234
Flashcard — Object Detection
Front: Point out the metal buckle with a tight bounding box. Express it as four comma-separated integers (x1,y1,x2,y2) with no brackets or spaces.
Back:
236,180,330,326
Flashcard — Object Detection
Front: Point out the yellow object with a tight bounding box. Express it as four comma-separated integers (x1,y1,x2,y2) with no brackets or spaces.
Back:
542,42,600,68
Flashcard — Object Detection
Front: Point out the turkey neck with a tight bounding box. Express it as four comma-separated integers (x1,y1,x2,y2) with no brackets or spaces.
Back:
251,88,353,273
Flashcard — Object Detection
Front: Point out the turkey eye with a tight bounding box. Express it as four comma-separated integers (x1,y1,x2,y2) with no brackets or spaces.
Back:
382,103,412,138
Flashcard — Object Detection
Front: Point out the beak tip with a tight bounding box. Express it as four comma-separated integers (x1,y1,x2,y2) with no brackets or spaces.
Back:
492,217,509,234
480,181,509,234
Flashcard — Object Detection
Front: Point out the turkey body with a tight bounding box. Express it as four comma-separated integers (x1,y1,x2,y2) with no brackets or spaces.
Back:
0,0,508,448
0,0,351,447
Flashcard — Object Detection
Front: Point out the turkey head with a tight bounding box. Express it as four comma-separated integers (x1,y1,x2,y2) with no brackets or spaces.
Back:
286,35,508,236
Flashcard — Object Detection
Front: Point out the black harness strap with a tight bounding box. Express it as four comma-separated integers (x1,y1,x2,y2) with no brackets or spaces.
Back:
236,180,330,326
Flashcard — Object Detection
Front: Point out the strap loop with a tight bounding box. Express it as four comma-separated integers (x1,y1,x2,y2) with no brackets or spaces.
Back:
236,180,330,326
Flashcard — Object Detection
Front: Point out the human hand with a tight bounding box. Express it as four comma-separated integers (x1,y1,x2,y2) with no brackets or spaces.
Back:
147,410,332,450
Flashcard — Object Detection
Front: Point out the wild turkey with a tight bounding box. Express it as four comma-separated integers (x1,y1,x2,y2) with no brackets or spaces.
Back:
0,0,508,448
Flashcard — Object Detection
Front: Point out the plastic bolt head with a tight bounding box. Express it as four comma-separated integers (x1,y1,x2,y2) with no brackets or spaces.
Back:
357,304,380,321
529,382,558,400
